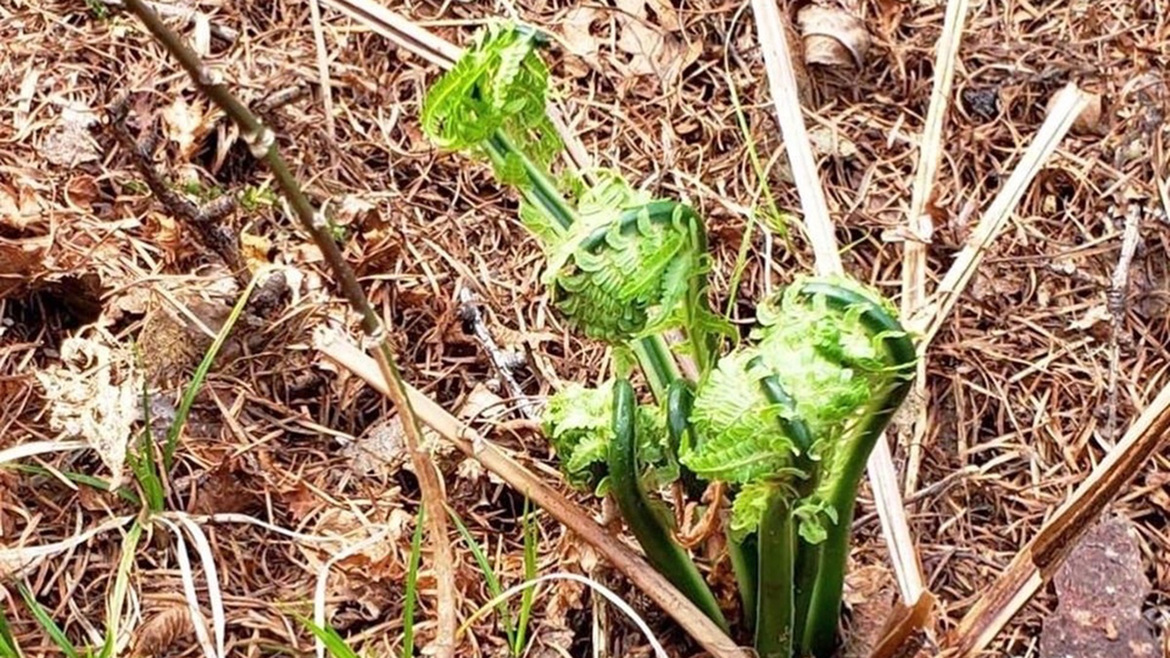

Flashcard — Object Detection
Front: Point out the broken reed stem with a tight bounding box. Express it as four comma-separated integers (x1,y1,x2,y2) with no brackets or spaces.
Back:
750,0,926,609
916,84,1090,347
900,0,970,497
749,0,841,276
946,381,1170,656
316,330,751,658
117,2,458,655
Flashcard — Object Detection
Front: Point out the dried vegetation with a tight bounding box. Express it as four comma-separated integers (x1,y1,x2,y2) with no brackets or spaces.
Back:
1,0,1168,656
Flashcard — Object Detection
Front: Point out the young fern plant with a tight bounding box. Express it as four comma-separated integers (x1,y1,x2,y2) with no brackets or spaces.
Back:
421,23,729,398
422,23,917,658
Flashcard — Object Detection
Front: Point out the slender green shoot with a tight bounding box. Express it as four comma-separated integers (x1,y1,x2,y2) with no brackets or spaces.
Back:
16,582,81,658
513,498,538,656
5,465,140,506
401,505,425,658
301,618,362,658
0,604,20,658
163,259,262,469
98,520,144,658
448,508,516,651
722,71,790,318
130,346,165,511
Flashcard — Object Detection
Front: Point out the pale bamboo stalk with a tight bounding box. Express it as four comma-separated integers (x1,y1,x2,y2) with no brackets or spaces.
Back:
750,0,842,275
750,0,925,608
315,329,750,658
307,0,337,153
946,381,1170,656
900,0,971,496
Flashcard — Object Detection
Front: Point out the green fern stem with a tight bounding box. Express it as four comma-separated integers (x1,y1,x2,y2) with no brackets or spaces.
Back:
608,378,729,631
753,489,795,658
483,132,574,232
754,373,816,658
794,281,917,658
481,129,683,400
728,531,758,633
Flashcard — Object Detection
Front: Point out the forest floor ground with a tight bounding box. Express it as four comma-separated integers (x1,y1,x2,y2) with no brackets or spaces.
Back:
1,0,1168,656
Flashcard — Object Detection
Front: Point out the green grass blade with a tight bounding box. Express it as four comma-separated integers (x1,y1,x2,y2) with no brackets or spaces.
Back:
163,271,261,469
16,582,81,658
0,604,20,658
401,505,425,658
130,347,165,511
513,498,538,656
722,71,789,319
448,507,516,650
99,520,144,658
300,617,361,658
5,465,140,506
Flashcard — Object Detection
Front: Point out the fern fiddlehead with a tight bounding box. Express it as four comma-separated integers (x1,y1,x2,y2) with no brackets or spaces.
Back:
682,275,915,657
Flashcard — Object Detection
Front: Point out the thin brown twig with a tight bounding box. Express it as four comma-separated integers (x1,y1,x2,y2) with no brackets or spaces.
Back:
108,97,243,275
115,2,459,654
944,381,1170,656
1105,202,1143,443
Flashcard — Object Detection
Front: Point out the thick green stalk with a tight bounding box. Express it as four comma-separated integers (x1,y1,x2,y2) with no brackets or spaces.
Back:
666,380,705,499
609,379,729,631
753,490,795,658
728,531,758,633
794,281,917,658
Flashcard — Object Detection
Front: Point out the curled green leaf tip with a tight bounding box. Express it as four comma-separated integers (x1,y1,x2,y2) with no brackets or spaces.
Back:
541,380,677,495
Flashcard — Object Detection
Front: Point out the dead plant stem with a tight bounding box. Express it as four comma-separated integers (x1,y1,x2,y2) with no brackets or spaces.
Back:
117,2,458,654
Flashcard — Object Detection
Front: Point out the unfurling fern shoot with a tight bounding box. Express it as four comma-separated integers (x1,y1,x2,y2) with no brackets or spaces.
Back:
422,23,917,658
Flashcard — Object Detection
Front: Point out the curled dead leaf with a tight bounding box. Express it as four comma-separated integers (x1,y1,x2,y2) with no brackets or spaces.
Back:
35,330,142,489
0,237,47,300
1046,89,1105,135
796,4,871,69
0,180,46,233
132,607,194,658
40,103,100,167
561,6,601,58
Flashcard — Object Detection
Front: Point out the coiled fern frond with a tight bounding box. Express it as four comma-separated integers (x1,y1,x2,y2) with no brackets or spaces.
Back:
421,23,561,184
540,174,710,344
541,379,678,495
682,276,913,543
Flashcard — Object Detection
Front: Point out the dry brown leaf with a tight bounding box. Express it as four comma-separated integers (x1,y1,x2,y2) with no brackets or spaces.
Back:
796,4,871,69
132,607,194,658
0,238,47,300
240,230,273,273
561,7,602,58
1047,89,1106,135
808,124,859,158
65,174,100,212
613,0,699,85
34,330,142,489
0,180,46,232
40,103,100,167
162,95,214,160
345,414,411,478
